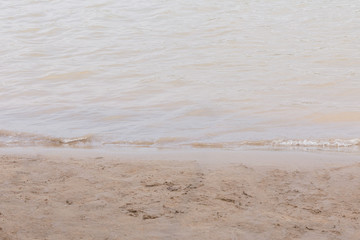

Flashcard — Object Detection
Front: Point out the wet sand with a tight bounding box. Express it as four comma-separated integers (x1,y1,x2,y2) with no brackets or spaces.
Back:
1,148,360,240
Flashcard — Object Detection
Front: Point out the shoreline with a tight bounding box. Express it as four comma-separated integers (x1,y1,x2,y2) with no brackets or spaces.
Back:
1,146,360,167
1,148,360,239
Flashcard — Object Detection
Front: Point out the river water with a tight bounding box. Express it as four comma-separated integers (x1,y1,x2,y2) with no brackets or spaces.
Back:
1,0,360,151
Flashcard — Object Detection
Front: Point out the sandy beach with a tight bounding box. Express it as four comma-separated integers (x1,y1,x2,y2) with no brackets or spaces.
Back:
2,1,360,239
1,148,360,240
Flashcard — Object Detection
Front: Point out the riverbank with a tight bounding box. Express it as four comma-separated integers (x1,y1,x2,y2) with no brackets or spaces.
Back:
1,148,359,239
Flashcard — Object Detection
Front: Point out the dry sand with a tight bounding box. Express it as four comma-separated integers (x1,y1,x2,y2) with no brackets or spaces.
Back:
0,148,360,240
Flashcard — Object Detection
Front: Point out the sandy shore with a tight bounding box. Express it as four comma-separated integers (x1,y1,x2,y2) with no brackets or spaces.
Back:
1,148,360,240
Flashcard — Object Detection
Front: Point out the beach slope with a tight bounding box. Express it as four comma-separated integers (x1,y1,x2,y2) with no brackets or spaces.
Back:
0,149,360,240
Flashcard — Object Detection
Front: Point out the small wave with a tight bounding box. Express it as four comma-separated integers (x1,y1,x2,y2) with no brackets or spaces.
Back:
56,137,93,145
189,142,226,148
0,130,94,147
106,140,155,147
1,130,360,153
104,137,360,152
105,137,188,147
186,139,360,152
271,139,360,148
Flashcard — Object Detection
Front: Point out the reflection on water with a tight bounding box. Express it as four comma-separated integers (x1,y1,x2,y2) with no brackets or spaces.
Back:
1,0,360,151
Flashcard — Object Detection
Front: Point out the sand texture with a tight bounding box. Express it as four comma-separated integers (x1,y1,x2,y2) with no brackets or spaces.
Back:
0,150,360,240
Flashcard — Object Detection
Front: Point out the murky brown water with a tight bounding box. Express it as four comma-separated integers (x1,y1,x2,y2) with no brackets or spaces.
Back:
1,0,360,151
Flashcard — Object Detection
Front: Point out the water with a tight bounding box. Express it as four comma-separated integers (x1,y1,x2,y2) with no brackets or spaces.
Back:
1,0,360,152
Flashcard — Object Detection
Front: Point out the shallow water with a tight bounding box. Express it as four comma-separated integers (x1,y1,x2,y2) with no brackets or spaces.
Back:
1,0,360,151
